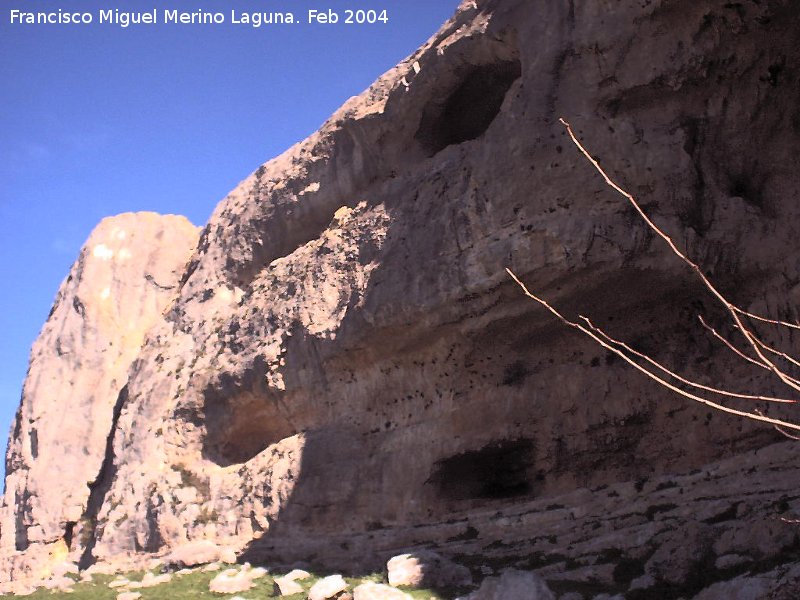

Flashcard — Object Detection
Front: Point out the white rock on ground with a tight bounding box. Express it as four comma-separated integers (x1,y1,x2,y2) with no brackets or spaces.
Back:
86,563,119,576
208,564,267,594
691,573,773,600
117,592,142,600
274,575,305,596
245,564,268,579
108,577,131,588
353,581,413,600
166,540,225,567
209,568,253,594
42,575,75,591
285,568,312,580
308,574,349,600
387,551,471,588
274,567,313,596
128,571,172,588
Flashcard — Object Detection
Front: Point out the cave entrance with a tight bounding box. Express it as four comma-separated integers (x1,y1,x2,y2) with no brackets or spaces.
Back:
428,439,535,502
416,59,522,156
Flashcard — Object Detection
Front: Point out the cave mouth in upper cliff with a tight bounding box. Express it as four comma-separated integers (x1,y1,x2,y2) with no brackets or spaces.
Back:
416,58,522,157
428,438,535,502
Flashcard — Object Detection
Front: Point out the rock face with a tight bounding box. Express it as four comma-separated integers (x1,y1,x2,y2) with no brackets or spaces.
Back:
4,0,800,597
0,213,199,584
460,569,555,600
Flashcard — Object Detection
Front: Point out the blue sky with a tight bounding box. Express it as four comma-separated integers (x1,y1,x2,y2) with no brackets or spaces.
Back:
0,0,458,480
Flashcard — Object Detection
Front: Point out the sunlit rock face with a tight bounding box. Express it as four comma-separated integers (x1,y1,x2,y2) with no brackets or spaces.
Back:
4,0,800,597
0,213,199,584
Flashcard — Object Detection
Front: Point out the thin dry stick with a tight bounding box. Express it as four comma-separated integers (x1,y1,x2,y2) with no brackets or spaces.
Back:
697,315,768,371
578,315,797,404
734,307,800,331
698,315,800,387
755,409,800,441
748,333,800,372
558,118,800,395
506,269,800,431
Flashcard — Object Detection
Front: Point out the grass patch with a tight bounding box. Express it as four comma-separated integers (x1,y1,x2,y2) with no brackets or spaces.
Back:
10,566,450,599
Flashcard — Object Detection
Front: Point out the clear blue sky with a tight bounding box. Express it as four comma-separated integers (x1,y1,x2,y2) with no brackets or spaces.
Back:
0,0,458,480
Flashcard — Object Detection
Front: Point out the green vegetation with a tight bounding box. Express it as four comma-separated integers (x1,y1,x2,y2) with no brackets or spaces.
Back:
13,567,448,599
170,463,210,497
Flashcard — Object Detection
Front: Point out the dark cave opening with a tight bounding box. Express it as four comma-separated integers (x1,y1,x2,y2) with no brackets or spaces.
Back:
200,356,301,467
428,439,535,502
416,59,522,156
203,390,297,466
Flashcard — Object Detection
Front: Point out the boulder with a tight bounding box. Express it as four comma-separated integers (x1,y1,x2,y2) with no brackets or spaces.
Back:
274,575,304,596
308,574,349,600
285,568,312,580
128,571,172,589
166,540,226,567
353,582,413,600
387,551,471,589
274,567,313,596
208,564,267,594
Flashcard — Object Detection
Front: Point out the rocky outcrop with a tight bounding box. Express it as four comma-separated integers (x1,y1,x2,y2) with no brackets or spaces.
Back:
3,0,800,597
0,213,198,585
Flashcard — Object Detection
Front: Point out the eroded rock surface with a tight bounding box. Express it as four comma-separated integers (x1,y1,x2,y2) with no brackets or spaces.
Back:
0,213,198,586
3,0,800,597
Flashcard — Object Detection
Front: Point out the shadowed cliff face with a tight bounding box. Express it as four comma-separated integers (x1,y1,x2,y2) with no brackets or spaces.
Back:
4,0,800,597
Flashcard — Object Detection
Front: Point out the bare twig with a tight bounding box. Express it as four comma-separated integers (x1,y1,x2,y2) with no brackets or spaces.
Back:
506,120,800,433
558,118,800,395
747,332,800,372
697,315,768,370
579,315,797,404
755,409,800,441
506,269,800,432
698,316,800,386
734,307,800,331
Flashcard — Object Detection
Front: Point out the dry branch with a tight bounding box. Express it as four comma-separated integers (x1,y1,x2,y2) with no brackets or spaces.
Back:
557,118,800,395
507,119,800,433
579,315,796,404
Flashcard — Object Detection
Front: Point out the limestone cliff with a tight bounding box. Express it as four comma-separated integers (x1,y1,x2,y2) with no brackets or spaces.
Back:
3,0,800,597
0,213,199,582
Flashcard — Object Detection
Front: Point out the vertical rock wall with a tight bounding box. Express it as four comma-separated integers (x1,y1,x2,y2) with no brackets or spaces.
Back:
0,213,198,582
